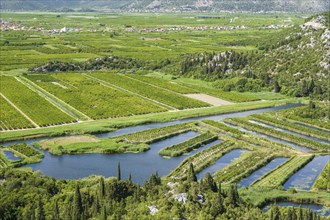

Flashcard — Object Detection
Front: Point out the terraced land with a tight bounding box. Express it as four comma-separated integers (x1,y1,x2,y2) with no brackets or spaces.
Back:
0,75,76,127
90,72,210,109
25,73,167,119
252,156,314,188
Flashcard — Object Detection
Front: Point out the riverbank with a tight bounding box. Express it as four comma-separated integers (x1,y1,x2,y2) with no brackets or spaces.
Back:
0,98,302,143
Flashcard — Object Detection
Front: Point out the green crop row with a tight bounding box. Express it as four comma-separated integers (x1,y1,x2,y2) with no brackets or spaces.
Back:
0,95,34,131
9,143,43,158
159,131,218,157
250,114,330,141
312,162,330,192
214,151,274,183
252,156,314,188
0,75,76,127
25,73,166,119
91,72,210,109
225,118,330,152
127,74,196,94
115,122,195,144
168,140,236,179
202,120,244,136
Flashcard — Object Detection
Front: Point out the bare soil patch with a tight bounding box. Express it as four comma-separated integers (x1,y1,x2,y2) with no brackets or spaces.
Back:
38,135,99,150
184,93,232,106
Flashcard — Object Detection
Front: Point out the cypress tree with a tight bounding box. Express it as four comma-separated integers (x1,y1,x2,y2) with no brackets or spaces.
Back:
72,184,84,220
100,177,105,199
128,173,132,184
117,162,121,181
187,163,197,182
203,172,217,192
274,80,281,93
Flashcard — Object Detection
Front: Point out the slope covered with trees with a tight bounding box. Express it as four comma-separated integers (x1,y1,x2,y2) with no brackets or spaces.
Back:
175,12,330,100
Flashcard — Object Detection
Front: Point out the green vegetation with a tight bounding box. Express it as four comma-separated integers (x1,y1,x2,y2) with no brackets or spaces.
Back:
25,73,166,119
127,74,196,94
252,156,314,188
225,117,330,152
214,151,275,183
0,99,297,143
115,122,195,144
168,140,236,179
250,113,330,141
159,131,218,157
0,75,76,126
2,168,325,220
0,95,34,130
34,135,149,155
0,143,44,167
277,104,330,130
312,162,330,192
90,72,210,109
240,187,330,207
0,11,329,219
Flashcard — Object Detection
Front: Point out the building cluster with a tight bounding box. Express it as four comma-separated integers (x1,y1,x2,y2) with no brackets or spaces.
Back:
0,20,81,33
126,25,248,33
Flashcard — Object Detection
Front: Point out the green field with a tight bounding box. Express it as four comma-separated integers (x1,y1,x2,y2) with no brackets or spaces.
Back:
1,11,329,220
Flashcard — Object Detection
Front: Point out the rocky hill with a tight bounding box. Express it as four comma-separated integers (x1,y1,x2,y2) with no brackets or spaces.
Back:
1,0,329,12
177,12,330,100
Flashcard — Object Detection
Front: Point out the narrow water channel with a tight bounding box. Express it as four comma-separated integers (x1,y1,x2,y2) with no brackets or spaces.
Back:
223,122,311,152
196,149,247,179
249,120,330,144
283,155,329,190
292,122,330,135
238,157,289,188
3,151,21,161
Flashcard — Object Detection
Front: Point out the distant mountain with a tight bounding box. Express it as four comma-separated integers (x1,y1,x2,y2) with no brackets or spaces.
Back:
1,0,329,12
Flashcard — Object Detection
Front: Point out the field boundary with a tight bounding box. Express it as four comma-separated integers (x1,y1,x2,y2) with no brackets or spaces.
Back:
84,73,176,110
0,93,39,128
20,76,91,121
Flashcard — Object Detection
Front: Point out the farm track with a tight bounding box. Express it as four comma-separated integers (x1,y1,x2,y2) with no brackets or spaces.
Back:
20,77,91,121
0,93,39,128
83,73,176,111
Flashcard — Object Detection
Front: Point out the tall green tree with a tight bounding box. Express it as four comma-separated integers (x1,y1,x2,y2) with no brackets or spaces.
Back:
100,177,105,199
187,163,197,183
117,162,121,181
72,184,84,220
203,172,217,192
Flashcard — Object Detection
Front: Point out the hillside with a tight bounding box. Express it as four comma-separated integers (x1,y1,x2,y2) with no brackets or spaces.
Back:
1,0,329,12
176,12,330,100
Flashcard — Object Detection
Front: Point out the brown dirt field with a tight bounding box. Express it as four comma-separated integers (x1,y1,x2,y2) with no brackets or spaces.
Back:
184,93,232,106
